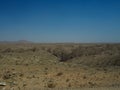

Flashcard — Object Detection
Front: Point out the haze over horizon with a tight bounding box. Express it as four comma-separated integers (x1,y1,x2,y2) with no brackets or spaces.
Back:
0,0,120,43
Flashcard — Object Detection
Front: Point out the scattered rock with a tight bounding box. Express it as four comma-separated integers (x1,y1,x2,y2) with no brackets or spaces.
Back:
0,82,6,86
66,79,70,82
83,75,87,79
46,78,56,88
3,71,12,79
68,83,71,87
44,67,48,70
3,70,17,80
19,72,24,77
23,82,27,87
88,81,95,87
56,72,63,76
47,82,56,88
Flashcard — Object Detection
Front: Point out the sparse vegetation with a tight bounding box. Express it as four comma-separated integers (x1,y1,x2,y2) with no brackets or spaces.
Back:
0,43,120,89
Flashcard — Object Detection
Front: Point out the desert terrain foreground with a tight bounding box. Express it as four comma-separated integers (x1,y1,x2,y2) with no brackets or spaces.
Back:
0,43,120,90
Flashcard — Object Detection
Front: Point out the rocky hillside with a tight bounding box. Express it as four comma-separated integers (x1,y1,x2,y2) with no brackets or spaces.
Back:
0,43,120,68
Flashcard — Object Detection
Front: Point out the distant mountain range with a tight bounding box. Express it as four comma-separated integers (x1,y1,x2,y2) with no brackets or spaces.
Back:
0,40,33,44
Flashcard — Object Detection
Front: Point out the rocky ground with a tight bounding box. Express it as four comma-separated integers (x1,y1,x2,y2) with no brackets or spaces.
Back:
0,43,120,90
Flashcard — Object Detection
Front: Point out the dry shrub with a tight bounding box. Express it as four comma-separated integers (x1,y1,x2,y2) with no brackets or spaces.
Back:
29,47,38,52
47,82,56,88
56,72,63,76
2,48,13,53
46,78,56,88
2,70,14,79
52,47,72,62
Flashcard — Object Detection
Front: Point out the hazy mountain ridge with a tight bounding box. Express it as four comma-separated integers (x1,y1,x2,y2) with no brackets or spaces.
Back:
0,40,33,44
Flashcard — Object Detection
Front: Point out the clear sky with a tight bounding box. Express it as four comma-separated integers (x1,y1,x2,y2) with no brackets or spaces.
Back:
0,0,120,43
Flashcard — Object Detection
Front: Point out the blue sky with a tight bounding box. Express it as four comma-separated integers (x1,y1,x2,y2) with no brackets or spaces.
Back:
0,0,120,43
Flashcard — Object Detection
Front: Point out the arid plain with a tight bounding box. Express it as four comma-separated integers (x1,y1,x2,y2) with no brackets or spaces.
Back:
0,43,120,90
